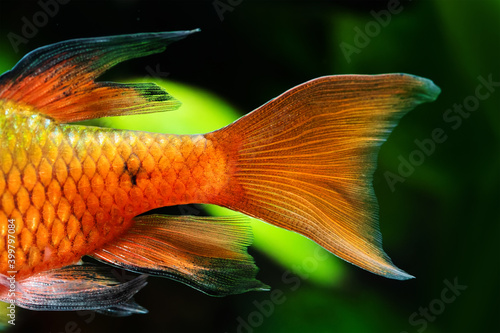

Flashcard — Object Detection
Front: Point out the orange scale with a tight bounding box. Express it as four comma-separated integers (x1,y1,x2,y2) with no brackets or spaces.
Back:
101,140,116,161
100,191,113,212
117,142,132,160
72,232,86,253
87,228,100,245
7,166,21,194
42,202,55,229
51,219,65,247
133,141,147,160
63,178,77,203
96,156,111,179
36,223,49,249
54,158,68,185
141,154,155,173
72,195,86,219
90,173,104,197
118,174,132,192
139,134,154,148
165,168,177,185
86,193,99,215
57,238,72,257
25,206,40,233
59,142,74,165
81,212,95,236
135,171,149,190
20,228,34,253
143,182,158,200
69,158,83,182
28,246,41,268
96,209,110,226
159,182,172,198
149,142,162,162
44,142,58,164
1,153,12,174
173,179,186,195
114,188,128,209
105,172,119,193
1,192,15,216
31,182,45,209
14,248,26,271
126,154,141,174
46,179,62,206
28,145,43,168
129,187,144,203
83,156,96,179
178,168,192,181
87,143,101,162
16,187,30,214
22,164,37,191
56,198,71,223
66,215,81,241
157,156,170,172
38,158,53,186
111,155,125,174
77,175,91,199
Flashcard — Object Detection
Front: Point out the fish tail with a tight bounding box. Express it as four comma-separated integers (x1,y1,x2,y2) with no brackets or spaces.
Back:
207,74,440,280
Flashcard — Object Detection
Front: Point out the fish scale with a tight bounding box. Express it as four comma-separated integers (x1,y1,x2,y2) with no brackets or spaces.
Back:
0,99,229,278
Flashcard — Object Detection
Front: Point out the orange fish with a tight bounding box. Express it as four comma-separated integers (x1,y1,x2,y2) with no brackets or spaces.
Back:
0,30,440,315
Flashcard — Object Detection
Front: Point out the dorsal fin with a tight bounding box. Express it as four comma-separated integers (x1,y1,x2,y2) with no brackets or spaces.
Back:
0,30,199,123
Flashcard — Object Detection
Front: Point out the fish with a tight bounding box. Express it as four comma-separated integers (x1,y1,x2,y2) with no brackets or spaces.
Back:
0,29,440,315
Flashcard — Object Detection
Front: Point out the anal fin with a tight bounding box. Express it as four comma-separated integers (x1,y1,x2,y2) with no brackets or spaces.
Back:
0,264,148,316
91,215,269,296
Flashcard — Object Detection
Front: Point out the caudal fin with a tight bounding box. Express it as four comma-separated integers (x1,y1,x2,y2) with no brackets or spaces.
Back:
207,74,440,280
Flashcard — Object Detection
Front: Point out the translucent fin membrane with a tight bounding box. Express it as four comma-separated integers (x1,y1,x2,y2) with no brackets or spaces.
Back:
0,30,199,122
209,74,440,280
92,215,269,296
0,264,148,315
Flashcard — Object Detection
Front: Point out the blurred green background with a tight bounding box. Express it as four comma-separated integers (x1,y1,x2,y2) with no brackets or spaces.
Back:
0,0,499,332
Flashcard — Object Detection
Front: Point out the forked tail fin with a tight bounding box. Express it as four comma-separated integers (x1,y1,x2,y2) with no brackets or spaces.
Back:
207,74,440,280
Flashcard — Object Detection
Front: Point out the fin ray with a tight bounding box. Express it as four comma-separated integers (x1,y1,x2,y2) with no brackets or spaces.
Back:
0,264,148,315
209,74,441,280
92,214,269,296
0,30,199,122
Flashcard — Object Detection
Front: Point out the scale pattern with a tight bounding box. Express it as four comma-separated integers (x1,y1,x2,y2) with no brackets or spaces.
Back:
0,100,229,278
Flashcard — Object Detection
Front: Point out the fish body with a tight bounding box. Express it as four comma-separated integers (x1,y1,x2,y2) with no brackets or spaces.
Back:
0,98,226,278
0,30,440,315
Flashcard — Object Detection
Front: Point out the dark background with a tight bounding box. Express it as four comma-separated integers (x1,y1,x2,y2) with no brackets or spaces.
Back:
0,0,499,332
